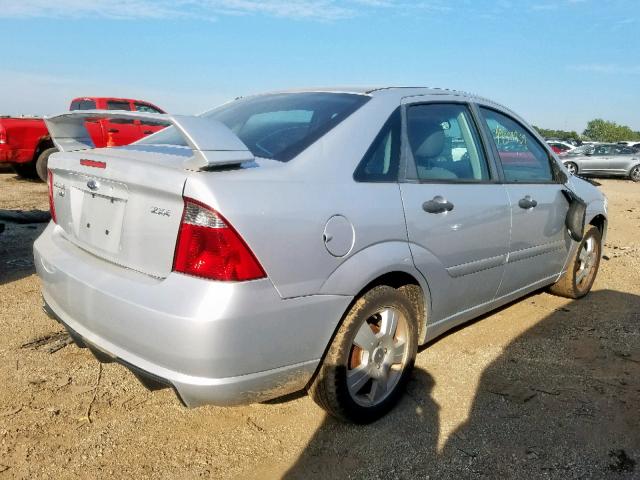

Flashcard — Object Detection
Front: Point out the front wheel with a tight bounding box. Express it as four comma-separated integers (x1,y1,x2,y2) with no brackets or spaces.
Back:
565,162,578,176
308,285,418,423
549,225,601,299
630,165,640,182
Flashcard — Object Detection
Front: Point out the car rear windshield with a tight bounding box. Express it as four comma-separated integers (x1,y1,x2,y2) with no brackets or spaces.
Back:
70,99,97,110
138,92,369,161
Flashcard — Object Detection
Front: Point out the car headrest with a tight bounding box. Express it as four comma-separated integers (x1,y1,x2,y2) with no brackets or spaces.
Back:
411,120,445,158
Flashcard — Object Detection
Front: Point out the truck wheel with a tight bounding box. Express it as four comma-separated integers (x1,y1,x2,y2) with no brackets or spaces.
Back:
308,285,418,423
12,161,38,180
549,225,601,299
36,148,58,183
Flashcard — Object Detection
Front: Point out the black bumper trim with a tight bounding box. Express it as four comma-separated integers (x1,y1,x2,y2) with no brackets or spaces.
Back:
42,300,188,405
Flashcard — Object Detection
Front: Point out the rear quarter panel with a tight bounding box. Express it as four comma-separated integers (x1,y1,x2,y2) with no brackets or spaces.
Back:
0,118,49,164
183,95,409,299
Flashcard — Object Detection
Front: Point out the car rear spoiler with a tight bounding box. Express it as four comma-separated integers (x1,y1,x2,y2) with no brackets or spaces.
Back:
44,110,254,170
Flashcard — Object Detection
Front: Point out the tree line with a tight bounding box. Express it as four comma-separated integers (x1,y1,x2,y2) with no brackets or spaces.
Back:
534,119,640,143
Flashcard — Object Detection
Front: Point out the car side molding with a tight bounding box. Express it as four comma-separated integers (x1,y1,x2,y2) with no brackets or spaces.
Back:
44,110,254,170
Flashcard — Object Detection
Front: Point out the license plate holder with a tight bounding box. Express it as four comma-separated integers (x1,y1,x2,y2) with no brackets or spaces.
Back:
77,191,126,254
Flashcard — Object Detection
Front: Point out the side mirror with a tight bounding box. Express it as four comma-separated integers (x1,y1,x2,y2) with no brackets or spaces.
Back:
562,190,587,242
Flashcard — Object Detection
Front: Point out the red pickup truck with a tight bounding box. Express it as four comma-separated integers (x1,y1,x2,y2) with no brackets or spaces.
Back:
0,97,166,181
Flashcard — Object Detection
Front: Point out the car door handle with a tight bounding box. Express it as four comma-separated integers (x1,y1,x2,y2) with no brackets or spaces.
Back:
143,130,153,134
518,196,538,209
108,128,119,133
422,196,454,214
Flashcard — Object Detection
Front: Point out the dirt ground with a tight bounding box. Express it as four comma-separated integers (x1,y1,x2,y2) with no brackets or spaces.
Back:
0,171,638,479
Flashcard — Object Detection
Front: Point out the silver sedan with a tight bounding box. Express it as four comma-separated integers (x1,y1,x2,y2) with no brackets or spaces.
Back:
35,87,607,423
562,143,640,181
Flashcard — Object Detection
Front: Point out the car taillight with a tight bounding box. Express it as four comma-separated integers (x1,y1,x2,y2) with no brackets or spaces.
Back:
47,169,57,224
0,126,7,144
173,198,266,281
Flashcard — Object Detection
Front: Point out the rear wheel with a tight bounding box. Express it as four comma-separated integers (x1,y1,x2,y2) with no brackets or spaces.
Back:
630,165,640,182
565,162,578,176
12,161,38,179
549,225,601,299
35,147,57,183
308,285,418,423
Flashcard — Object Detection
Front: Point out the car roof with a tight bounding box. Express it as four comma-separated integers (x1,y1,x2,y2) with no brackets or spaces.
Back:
249,86,496,103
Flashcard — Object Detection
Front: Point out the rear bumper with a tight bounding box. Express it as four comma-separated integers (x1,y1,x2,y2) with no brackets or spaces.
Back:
34,223,352,406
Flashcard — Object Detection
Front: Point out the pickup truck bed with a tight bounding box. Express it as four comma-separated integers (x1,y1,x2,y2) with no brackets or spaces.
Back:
0,97,166,181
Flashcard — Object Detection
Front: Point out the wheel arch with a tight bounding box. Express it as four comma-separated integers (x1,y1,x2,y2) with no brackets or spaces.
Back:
319,241,432,346
564,160,579,174
588,213,607,244
307,266,431,393
588,213,606,234
32,135,56,163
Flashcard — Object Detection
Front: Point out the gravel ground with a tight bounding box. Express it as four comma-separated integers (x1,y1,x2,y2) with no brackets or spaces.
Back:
0,171,638,479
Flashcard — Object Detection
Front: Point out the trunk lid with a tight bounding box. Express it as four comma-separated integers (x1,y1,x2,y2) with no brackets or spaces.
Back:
49,145,193,278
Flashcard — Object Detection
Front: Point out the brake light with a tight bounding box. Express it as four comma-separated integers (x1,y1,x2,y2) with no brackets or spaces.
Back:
173,198,266,281
47,169,57,223
0,126,6,144
80,159,106,169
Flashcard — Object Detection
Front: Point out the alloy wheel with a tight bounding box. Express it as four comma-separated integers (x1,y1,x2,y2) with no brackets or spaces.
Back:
576,236,598,288
347,307,410,407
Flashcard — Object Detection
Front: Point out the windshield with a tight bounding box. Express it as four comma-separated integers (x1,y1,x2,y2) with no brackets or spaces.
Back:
138,92,369,162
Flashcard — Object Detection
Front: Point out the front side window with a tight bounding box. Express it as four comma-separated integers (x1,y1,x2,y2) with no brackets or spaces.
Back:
107,101,132,111
139,93,369,162
407,103,490,182
480,107,553,182
107,100,134,124
354,108,401,182
615,146,634,155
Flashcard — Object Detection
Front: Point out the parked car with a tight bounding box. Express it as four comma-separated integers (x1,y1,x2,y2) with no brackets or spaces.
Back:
0,97,166,181
35,87,607,423
547,141,575,154
562,143,640,181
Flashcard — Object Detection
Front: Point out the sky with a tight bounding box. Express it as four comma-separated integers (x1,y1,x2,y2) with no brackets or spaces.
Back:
1,0,639,132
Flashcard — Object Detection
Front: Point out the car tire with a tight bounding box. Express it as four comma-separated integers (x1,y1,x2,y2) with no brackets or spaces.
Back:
630,165,640,182
308,285,418,424
12,161,38,180
549,225,601,299
565,162,578,176
35,148,58,183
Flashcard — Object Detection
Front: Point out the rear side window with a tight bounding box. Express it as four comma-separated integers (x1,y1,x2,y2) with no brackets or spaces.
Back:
70,99,96,110
480,108,554,182
354,108,401,182
139,93,369,162
407,103,490,182
107,101,132,111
